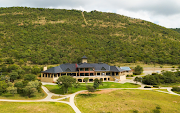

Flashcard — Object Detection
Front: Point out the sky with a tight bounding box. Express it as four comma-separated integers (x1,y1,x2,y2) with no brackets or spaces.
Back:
1,0,180,28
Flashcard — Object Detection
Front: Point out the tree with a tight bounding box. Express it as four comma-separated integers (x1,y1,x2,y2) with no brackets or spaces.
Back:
7,86,17,96
24,74,36,81
134,77,141,83
23,86,38,98
84,77,89,86
18,59,24,67
93,78,99,90
10,71,19,82
86,85,95,95
14,81,24,93
133,65,143,75
6,58,14,64
73,81,80,88
31,66,41,75
27,80,42,92
57,76,76,94
0,81,8,95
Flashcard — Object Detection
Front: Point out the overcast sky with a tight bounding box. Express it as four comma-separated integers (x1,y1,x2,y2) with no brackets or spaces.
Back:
1,0,180,28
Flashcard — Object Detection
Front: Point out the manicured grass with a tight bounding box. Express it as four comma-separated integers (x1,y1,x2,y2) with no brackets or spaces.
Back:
44,82,140,94
76,89,180,113
51,95,63,99
61,97,70,102
0,90,47,100
0,102,75,113
153,89,169,92
160,83,180,87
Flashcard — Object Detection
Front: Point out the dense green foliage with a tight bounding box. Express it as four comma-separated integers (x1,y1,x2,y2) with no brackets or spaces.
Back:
171,28,180,33
57,76,76,94
0,7,180,65
133,65,143,75
172,87,180,92
142,71,180,85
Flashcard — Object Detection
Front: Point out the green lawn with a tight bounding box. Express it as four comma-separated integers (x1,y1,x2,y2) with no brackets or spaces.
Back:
160,83,180,87
44,82,140,94
76,89,180,113
0,102,75,113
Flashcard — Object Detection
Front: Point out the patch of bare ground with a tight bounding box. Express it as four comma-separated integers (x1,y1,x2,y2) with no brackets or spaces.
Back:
80,89,118,94
33,17,65,25
0,12,23,16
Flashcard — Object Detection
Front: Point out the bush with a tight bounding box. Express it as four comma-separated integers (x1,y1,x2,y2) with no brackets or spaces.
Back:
133,65,143,75
144,86,151,88
153,85,159,88
172,87,180,92
151,73,157,75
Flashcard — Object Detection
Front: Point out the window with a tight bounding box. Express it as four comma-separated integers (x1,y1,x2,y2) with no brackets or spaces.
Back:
97,73,100,75
78,79,82,82
80,73,84,76
101,67,106,70
90,68,93,71
54,74,57,78
61,73,66,76
116,72,119,76
85,68,89,71
80,68,84,71
43,74,44,77
85,73,89,76
106,73,110,75
51,74,53,78
58,73,60,77
90,73,94,76
71,73,76,76
48,74,50,78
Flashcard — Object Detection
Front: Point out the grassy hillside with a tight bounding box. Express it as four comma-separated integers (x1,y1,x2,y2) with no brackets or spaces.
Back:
0,7,180,65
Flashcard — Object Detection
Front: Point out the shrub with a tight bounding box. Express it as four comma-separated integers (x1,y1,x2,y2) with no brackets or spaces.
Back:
153,85,159,88
172,87,180,92
133,65,143,75
144,86,151,88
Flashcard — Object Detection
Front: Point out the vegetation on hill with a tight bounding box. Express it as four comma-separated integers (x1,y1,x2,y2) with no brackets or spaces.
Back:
0,7,180,66
171,28,180,33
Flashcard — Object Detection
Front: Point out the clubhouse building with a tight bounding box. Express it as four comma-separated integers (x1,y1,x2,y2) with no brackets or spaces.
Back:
41,56,133,83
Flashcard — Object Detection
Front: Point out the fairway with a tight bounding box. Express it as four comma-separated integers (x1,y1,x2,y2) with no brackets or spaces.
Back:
44,82,140,94
0,102,75,113
75,89,180,113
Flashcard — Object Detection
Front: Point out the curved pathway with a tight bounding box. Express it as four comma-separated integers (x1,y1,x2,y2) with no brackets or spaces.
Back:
0,82,180,113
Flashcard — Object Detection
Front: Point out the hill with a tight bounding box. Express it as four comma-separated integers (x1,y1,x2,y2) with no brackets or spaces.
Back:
0,7,180,65
171,28,180,33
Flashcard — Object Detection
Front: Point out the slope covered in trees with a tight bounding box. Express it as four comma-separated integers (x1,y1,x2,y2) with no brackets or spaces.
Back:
0,7,180,65
171,28,180,33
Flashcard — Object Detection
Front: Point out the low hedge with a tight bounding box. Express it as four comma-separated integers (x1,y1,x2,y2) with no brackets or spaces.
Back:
144,86,151,88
